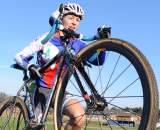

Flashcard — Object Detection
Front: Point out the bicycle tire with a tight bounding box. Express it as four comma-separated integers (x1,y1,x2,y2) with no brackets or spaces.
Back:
0,96,29,130
53,38,158,130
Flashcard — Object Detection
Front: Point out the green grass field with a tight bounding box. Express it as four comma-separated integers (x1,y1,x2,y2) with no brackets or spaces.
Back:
1,116,160,130
0,119,138,130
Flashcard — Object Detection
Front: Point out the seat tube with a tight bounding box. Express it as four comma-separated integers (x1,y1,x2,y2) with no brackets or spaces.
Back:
40,54,66,124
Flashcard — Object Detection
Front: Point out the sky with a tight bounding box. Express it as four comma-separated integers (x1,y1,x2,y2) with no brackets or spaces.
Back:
0,0,159,106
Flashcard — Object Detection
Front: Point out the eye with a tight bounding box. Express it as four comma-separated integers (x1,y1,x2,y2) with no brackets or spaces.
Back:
76,17,80,22
69,17,74,20
67,15,74,19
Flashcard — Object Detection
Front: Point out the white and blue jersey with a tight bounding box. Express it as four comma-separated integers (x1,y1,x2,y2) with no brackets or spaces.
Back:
15,31,105,88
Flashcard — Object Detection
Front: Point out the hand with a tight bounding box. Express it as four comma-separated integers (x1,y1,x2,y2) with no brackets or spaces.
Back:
97,25,111,39
28,64,41,79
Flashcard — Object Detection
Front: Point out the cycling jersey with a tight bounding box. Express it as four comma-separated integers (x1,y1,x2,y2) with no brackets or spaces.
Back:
15,31,106,88
15,31,85,88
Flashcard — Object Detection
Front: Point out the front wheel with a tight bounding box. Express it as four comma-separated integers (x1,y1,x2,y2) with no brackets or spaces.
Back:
0,96,28,130
54,38,159,130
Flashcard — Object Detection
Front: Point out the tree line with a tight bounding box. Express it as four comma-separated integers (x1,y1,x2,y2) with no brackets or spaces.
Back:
0,92,8,103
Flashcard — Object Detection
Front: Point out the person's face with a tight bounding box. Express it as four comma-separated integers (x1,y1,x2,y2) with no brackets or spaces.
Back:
62,14,80,31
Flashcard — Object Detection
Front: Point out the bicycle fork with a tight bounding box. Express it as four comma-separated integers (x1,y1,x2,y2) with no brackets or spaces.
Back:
74,64,108,111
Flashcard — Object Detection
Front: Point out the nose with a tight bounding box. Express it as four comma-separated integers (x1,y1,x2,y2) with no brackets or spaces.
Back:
72,18,78,26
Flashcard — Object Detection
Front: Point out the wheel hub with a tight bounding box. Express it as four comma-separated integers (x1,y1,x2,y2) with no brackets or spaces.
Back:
87,95,107,111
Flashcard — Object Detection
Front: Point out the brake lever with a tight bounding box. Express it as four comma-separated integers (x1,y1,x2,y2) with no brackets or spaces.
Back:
62,28,80,38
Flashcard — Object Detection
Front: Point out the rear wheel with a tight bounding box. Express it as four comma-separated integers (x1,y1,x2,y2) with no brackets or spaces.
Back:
54,38,158,130
0,96,28,130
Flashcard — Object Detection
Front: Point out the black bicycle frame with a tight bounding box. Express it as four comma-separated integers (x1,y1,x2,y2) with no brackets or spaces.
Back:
74,62,102,100
11,36,103,128
39,46,102,125
39,52,66,125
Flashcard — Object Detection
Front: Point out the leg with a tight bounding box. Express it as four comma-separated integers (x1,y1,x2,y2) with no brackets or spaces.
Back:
34,86,50,130
63,99,85,130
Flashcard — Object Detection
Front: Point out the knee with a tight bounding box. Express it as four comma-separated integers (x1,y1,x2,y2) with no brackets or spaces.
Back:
65,99,86,128
72,113,85,128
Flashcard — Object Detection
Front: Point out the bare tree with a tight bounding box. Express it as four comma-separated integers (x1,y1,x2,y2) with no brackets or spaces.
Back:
0,92,8,103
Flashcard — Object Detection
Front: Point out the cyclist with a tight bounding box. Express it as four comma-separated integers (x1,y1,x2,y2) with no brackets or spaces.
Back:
15,2,108,130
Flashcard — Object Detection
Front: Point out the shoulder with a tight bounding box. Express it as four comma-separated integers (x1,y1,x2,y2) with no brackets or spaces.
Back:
71,39,86,54
74,39,86,48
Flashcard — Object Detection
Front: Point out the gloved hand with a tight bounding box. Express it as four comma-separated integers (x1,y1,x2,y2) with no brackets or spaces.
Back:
28,64,41,80
97,25,111,39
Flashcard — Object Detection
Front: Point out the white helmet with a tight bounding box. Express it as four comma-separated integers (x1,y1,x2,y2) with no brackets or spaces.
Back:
49,3,84,26
61,3,84,19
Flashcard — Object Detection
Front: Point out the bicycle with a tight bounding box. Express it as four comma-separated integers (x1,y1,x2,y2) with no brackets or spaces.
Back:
0,16,159,130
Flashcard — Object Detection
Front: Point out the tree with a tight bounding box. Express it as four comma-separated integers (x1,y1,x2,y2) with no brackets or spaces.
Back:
131,107,142,115
0,92,8,103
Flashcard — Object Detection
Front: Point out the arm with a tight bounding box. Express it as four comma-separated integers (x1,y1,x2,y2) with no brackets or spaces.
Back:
87,50,106,66
82,25,110,65
14,34,47,69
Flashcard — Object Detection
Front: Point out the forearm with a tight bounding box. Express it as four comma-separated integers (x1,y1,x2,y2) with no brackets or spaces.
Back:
14,39,43,68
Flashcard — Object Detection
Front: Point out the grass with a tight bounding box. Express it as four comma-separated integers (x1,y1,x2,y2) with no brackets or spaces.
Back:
1,115,160,130
41,120,160,130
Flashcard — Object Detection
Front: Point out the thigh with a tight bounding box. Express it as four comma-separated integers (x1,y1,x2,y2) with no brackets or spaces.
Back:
34,86,50,112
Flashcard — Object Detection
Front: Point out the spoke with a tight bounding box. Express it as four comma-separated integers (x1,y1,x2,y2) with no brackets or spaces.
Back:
17,112,23,129
96,111,103,130
94,52,109,93
84,106,101,129
94,60,104,85
95,65,104,93
65,92,83,98
13,112,16,128
86,65,90,79
104,95,143,98
63,99,85,109
108,102,141,117
84,114,92,130
106,119,113,130
108,77,140,103
101,54,121,96
62,112,86,124
69,79,82,95
103,112,127,130
2,106,15,129
102,115,113,130
102,63,131,96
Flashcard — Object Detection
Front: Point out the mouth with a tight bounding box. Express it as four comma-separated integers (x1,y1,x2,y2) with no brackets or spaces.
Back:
68,26,76,30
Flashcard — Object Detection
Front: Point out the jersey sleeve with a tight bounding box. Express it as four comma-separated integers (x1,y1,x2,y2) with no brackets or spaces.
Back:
14,33,47,69
72,39,106,66
87,50,106,66
72,39,86,54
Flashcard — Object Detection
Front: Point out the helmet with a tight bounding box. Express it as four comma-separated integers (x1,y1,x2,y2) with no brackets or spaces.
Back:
61,3,84,19
49,3,84,26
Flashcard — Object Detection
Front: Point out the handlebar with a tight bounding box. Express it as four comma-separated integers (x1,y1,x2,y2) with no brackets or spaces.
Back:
62,28,80,38
41,19,97,45
11,51,63,81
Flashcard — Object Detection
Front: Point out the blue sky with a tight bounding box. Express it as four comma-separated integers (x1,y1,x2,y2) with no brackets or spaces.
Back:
0,0,159,105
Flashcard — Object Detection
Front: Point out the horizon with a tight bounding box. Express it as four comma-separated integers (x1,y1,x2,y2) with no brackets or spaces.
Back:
0,1,159,108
